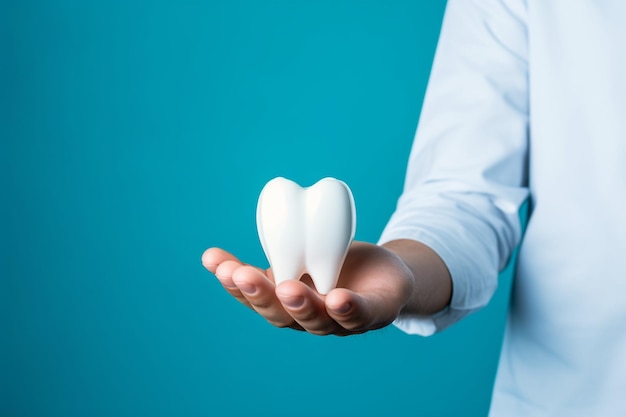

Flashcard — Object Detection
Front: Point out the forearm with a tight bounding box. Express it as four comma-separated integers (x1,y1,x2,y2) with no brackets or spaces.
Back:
382,239,452,316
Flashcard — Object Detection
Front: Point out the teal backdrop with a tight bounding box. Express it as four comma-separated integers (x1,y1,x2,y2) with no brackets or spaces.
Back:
3,1,520,416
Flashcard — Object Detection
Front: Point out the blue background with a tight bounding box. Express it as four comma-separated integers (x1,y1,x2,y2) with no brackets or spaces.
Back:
3,1,519,416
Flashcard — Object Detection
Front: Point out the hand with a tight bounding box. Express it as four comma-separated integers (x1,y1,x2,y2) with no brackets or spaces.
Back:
201,241,416,336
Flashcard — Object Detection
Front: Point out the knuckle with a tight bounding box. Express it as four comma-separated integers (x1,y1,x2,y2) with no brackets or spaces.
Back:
338,319,366,331
268,318,297,329
335,310,379,332
293,308,320,323
307,328,333,336
303,322,339,336
250,296,274,310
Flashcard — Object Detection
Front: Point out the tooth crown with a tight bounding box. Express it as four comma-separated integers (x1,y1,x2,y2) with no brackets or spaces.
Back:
256,177,356,294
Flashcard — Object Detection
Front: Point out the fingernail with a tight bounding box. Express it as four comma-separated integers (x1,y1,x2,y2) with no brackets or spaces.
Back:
280,295,304,309
331,302,351,315
237,282,257,295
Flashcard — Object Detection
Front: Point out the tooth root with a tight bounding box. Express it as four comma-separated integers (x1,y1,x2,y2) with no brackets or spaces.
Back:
266,262,306,287
306,263,342,295
257,177,356,294
256,178,306,285
305,178,355,294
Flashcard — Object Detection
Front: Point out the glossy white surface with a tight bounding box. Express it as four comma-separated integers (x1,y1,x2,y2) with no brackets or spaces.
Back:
256,177,356,294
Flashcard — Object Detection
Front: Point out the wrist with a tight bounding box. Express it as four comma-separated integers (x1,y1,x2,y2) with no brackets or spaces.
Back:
381,239,452,316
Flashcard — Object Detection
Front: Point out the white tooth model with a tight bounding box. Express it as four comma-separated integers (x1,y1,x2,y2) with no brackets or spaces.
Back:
256,177,356,294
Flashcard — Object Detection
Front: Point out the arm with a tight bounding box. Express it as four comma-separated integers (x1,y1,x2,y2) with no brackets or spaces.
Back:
202,0,529,337
382,239,452,316
379,0,530,335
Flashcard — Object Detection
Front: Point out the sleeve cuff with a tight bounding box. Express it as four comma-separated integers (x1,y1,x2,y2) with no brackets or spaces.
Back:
378,227,487,336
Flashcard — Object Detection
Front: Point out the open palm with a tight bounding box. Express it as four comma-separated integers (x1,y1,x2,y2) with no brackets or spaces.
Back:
201,241,415,336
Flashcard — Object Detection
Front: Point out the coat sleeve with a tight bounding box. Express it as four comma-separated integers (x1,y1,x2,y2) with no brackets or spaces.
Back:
378,0,529,335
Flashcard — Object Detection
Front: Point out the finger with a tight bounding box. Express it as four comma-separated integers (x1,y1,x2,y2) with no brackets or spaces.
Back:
325,288,390,332
232,266,301,329
275,281,343,335
202,247,272,282
201,247,240,274
215,260,243,288
215,260,253,309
